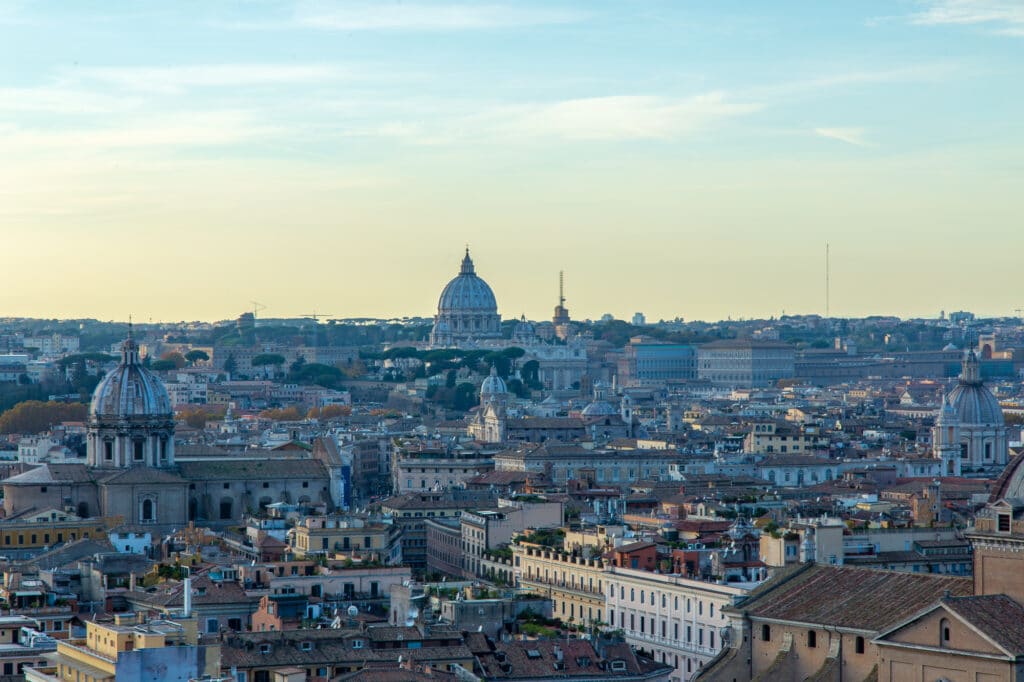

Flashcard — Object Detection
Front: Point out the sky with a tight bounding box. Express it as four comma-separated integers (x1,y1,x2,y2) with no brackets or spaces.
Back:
1,0,1022,324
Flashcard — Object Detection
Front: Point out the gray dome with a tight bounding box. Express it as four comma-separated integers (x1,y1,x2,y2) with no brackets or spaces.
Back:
480,366,508,398
948,350,1003,426
437,251,498,313
90,335,172,420
948,383,1003,425
513,315,536,340
581,400,617,417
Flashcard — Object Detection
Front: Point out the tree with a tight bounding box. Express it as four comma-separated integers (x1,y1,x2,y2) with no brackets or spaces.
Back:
307,404,352,420
259,407,303,421
150,360,178,371
0,401,88,435
521,360,542,390
177,405,226,429
223,353,237,376
184,349,209,365
159,351,187,369
252,353,286,378
453,382,478,411
252,353,286,368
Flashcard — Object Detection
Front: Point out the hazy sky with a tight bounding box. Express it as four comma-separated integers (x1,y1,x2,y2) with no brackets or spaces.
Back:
2,1,1022,323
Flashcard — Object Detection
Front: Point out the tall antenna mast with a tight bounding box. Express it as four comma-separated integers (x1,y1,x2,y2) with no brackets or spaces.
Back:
559,271,565,307
825,242,830,319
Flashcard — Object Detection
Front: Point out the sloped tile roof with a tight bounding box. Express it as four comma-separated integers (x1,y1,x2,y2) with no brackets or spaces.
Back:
741,563,971,632
942,594,1024,656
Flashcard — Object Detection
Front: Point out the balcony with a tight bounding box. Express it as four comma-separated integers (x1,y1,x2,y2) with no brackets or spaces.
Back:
624,629,718,657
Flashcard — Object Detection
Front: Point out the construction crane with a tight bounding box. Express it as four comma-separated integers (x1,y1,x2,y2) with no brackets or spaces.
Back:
250,300,266,319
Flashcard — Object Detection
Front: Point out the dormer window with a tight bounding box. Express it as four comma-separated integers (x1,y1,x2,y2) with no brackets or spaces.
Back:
300,641,313,652
352,639,364,649
610,660,627,672
999,513,1012,533
259,643,271,655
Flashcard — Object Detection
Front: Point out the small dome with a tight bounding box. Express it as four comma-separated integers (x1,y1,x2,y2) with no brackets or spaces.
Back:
480,366,508,399
581,400,617,417
948,351,1003,426
943,343,958,351
513,315,536,340
90,333,172,420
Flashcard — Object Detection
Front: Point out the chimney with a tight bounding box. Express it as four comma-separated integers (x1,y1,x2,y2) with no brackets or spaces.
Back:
183,577,193,618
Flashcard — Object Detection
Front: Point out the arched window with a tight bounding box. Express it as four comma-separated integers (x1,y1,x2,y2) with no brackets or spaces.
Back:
141,498,154,522
761,624,771,642
855,636,865,654
940,618,951,647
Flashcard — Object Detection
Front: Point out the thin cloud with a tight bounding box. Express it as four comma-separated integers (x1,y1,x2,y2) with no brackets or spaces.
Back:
492,93,761,141
815,127,868,147
0,112,280,153
225,2,585,31
909,0,1024,36
0,86,140,114
73,63,352,94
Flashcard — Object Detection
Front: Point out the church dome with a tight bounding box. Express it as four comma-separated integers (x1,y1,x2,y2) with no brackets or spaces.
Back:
90,332,173,420
581,400,617,417
513,315,536,341
437,250,498,313
430,248,502,346
948,350,1003,426
480,366,508,400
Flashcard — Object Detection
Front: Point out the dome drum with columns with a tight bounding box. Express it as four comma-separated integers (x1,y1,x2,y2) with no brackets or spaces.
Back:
933,350,1007,473
86,330,176,469
430,249,501,347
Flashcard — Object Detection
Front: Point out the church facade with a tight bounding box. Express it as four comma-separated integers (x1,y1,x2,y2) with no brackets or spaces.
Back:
3,331,336,531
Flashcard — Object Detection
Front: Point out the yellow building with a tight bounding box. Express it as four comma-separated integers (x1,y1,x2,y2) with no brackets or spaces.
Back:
0,513,117,552
288,516,401,563
26,611,220,682
512,541,607,627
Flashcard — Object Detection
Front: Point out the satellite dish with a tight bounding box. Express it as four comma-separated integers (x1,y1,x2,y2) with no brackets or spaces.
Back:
347,605,359,617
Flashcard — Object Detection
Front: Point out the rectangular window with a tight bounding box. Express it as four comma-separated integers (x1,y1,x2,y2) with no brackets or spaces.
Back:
999,514,1012,533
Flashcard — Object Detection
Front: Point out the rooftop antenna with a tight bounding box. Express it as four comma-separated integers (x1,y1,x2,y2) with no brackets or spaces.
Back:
559,271,565,308
825,242,830,319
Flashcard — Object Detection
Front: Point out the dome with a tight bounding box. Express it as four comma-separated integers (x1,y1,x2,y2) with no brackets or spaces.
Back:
90,333,173,420
437,250,497,314
581,400,617,417
948,350,1003,426
430,248,502,346
480,366,508,399
513,315,536,341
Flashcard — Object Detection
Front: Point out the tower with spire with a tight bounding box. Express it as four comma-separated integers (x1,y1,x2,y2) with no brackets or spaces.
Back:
552,270,572,340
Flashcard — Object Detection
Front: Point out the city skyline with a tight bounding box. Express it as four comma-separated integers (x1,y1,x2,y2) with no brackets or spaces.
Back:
2,1,1022,322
